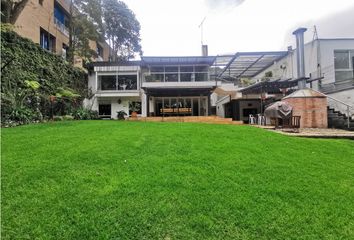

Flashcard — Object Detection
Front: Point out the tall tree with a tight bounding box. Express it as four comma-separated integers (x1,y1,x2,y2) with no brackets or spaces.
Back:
102,0,142,61
67,0,99,65
1,0,30,24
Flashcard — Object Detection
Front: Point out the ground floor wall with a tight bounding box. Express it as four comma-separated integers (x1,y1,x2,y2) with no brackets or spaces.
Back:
217,99,261,122
283,96,328,128
84,96,141,119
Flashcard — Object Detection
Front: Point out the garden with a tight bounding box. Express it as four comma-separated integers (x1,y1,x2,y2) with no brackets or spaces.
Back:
0,27,98,127
2,121,354,239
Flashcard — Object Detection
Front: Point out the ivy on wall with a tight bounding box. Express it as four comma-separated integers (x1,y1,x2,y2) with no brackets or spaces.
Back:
1,27,90,126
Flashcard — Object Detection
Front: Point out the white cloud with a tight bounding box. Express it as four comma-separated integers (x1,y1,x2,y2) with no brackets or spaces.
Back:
123,0,354,56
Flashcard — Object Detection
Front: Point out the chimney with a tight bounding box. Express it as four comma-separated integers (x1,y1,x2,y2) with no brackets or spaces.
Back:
202,45,208,56
292,27,307,89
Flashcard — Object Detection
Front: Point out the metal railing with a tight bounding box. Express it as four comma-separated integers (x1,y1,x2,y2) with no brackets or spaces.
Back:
311,89,354,128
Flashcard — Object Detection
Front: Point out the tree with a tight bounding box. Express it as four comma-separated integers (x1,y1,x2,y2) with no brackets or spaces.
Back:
67,0,99,65
1,0,30,24
102,0,142,61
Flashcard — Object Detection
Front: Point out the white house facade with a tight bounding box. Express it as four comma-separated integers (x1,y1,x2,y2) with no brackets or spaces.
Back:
84,56,220,119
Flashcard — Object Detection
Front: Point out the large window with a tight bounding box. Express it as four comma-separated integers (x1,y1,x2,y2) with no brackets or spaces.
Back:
334,50,354,82
145,65,210,82
99,74,138,91
40,28,56,52
54,1,69,37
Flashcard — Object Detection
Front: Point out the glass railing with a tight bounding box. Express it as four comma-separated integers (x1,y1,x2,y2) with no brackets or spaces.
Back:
144,72,209,82
54,18,69,37
99,76,138,91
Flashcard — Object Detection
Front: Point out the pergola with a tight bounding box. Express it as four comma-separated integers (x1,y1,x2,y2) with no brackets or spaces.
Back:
240,77,324,95
218,51,288,80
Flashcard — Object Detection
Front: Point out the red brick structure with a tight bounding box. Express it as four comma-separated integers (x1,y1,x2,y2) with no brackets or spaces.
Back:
283,89,328,128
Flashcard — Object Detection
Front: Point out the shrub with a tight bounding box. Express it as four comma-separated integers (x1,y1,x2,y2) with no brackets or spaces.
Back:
63,115,74,121
72,107,99,120
53,116,63,121
117,110,127,120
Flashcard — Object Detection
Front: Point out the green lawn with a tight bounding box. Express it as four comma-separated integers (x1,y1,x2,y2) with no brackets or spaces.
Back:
2,121,354,239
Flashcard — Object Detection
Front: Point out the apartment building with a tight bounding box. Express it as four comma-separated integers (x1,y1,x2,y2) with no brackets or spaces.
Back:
14,0,110,65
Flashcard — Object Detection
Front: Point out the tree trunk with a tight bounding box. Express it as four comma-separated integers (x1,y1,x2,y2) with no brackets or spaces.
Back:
67,0,75,65
9,0,30,24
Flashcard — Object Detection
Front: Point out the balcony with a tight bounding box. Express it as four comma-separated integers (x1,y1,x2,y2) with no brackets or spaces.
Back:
96,75,139,96
54,17,69,37
142,65,216,88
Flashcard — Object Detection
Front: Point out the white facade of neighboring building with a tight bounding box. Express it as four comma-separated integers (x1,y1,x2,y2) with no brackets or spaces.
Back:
252,39,354,115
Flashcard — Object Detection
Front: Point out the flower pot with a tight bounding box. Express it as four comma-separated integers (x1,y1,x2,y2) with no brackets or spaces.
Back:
131,111,138,118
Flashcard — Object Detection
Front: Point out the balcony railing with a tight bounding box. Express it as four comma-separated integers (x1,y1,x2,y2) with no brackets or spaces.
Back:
54,18,69,37
144,72,209,82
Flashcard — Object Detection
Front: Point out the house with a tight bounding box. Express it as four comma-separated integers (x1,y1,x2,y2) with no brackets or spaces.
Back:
13,0,110,66
214,37,354,122
85,56,219,119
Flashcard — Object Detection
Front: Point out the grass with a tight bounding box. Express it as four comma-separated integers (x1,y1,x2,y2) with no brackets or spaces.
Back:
2,121,354,239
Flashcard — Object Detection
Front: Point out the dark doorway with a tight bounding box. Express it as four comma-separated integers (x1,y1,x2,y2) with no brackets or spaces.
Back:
192,99,199,116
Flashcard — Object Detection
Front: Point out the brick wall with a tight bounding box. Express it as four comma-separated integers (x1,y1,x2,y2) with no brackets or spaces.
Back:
283,97,328,128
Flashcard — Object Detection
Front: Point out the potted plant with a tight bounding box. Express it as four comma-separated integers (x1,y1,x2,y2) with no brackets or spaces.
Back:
117,110,127,120
129,102,141,118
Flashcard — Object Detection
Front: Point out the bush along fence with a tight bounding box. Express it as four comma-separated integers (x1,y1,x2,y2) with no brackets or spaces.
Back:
1,26,98,127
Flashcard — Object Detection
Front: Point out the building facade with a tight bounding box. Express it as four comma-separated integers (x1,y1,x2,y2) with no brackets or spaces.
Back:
85,57,219,119
251,39,354,116
14,0,110,66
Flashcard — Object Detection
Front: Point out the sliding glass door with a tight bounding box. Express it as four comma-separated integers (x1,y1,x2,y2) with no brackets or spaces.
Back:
154,97,207,116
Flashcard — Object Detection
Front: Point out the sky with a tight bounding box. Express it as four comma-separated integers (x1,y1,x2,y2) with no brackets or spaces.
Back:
122,0,354,56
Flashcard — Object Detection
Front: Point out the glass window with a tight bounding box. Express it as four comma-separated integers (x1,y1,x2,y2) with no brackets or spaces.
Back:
40,28,56,52
165,73,178,82
163,98,170,108
180,73,192,82
185,99,191,108
165,66,178,72
99,104,111,116
335,71,353,82
100,75,116,90
118,75,137,90
180,66,193,72
195,66,209,72
146,74,164,82
334,51,349,69
195,73,208,81
150,66,164,72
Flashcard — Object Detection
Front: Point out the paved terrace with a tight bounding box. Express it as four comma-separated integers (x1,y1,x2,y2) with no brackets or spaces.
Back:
253,125,354,139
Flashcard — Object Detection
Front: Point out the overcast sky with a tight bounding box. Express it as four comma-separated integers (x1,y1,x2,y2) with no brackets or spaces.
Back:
123,0,354,56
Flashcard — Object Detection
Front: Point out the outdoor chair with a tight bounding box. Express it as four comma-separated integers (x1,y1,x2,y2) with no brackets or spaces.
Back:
282,116,301,133
257,114,266,125
249,114,256,124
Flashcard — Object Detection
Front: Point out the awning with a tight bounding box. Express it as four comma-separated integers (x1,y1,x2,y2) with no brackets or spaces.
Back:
219,51,288,79
240,77,323,94
141,56,216,66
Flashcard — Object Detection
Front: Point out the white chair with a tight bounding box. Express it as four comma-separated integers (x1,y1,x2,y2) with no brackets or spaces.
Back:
249,114,256,124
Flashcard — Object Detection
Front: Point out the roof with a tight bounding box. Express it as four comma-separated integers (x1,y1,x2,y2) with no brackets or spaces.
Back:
240,77,323,94
141,56,216,66
219,51,288,79
283,88,326,99
87,61,142,67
